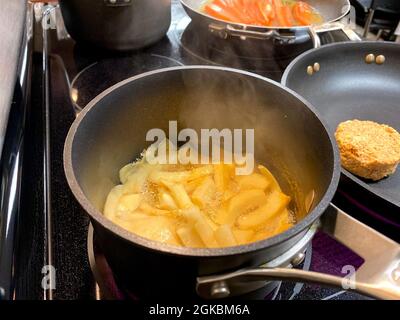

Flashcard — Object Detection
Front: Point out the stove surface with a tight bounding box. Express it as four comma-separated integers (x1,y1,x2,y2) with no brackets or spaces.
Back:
16,0,391,300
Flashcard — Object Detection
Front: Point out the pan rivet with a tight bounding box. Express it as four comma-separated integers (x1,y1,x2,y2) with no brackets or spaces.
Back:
291,252,306,266
219,31,228,40
307,65,314,75
211,281,230,298
375,55,385,65
365,54,375,64
313,62,320,72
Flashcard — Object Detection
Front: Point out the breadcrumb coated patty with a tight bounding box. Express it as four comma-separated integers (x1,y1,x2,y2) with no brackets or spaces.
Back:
335,120,400,181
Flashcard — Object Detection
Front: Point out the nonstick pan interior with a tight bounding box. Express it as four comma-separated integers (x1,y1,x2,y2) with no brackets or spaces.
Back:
282,42,400,209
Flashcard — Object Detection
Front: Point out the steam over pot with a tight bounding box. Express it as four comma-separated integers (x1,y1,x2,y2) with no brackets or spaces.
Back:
64,67,400,299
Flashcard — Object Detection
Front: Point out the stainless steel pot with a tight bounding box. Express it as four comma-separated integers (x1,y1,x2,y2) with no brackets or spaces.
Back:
180,0,360,48
64,66,400,300
59,0,171,51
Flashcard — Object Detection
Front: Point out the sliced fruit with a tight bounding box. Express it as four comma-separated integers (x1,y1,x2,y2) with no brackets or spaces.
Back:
236,173,270,190
246,0,268,25
117,193,142,214
236,191,291,230
158,190,178,210
272,0,287,26
257,164,281,191
125,216,180,245
204,214,219,231
119,163,137,184
226,189,268,225
188,165,215,180
213,163,226,193
139,202,171,217
194,219,218,248
222,187,238,202
214,203,229,225
282,4,294,26
180,206,204,223
258,0,274,23
273,209,294,234
292,1,322,26
232,228,255,244
177,226,205,248
163,182,194,209
204,1,244,23
203,0,322,27
192,176,217,208
123,165,152,193
215,225,237,247
149,170,192,183
251,229,275,242
104,185,124,219
149,165,213,184
184,176,207,194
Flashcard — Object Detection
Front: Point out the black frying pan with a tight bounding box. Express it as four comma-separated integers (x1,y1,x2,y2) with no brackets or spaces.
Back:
282,41,400,213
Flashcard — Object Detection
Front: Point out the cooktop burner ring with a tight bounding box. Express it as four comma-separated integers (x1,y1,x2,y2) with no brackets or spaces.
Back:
69,53,183,111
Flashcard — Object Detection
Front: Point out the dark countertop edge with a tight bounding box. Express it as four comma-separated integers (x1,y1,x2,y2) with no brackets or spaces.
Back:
0,0,27,156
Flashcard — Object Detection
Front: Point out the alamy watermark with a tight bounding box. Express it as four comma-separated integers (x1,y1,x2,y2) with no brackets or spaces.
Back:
145,121,255,175
341,265,356,290
40,5,57,31
41,265,56,290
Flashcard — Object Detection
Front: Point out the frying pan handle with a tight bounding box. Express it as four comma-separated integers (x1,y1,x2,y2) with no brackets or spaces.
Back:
308,22,362,48
196,204,400,300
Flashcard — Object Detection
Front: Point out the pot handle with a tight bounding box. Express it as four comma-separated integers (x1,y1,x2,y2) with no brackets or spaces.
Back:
196,204,400,300
208,22,361,46
208,24,297,43
308,22,362,48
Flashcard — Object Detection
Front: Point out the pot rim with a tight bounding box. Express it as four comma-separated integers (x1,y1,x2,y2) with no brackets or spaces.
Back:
64,65,340,257
180,0,351,31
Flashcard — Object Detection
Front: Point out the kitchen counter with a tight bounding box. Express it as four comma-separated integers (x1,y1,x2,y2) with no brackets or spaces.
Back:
0,0,26,156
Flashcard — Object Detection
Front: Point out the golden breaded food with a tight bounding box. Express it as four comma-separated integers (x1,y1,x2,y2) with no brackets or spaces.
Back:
335,120,400,181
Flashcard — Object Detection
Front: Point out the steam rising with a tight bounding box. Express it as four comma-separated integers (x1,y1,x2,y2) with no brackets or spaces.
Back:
175,68,332,219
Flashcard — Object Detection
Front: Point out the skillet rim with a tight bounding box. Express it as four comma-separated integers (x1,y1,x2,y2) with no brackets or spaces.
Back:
179,0,351,31
64,65,340,257
281,41,400,210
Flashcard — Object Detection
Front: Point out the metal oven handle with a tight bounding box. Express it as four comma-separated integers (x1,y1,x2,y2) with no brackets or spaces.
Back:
196,204,400,300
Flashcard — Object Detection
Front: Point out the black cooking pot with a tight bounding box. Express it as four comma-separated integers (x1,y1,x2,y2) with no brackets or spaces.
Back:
64,66,400,300
59,0,171,51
